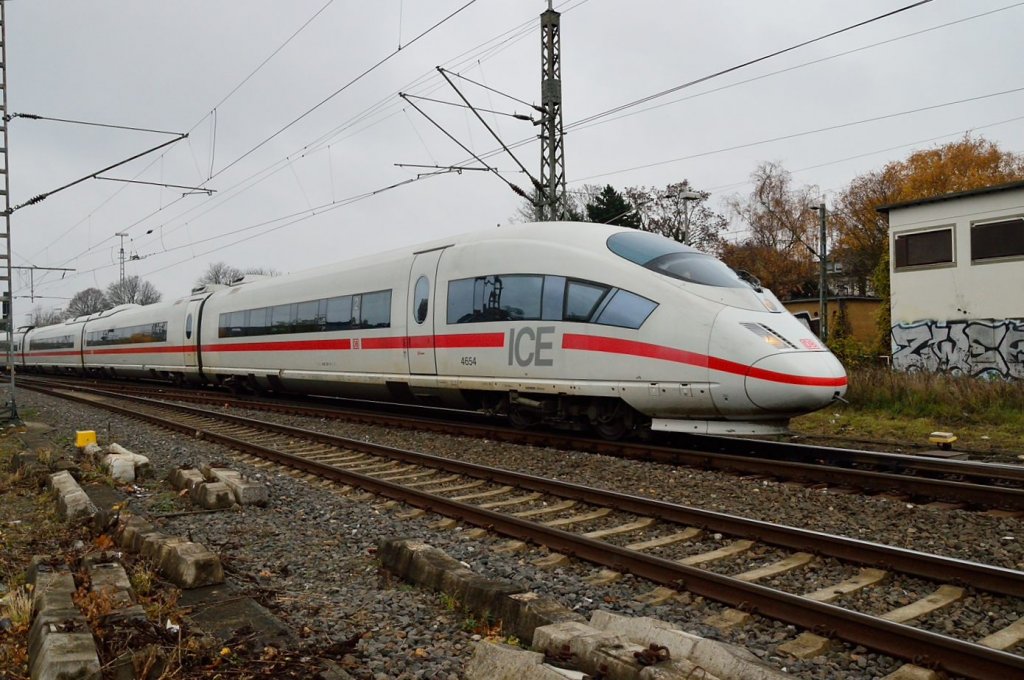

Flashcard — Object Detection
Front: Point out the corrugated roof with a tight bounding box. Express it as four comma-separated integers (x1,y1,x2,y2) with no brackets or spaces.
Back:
876,178,1024,213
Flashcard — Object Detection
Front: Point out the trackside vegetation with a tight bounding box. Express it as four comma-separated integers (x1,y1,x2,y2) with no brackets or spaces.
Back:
792,366,1024,453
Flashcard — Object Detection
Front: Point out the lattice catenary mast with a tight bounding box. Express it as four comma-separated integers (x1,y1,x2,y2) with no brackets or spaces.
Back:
0,0,17,422
538,0,567,221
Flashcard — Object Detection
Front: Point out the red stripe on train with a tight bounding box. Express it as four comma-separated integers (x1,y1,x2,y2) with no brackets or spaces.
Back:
561,333,847,387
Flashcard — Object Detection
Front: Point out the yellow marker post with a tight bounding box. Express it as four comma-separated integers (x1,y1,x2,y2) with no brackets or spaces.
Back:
75,430,97,448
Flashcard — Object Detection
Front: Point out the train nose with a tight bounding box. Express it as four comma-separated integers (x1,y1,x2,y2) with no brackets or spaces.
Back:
744,351,847,412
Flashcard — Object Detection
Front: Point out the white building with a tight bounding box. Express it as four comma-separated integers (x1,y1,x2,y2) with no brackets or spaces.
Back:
879,179,1024,379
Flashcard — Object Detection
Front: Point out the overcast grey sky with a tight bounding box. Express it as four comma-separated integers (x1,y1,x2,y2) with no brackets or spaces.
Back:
7,0,1024,321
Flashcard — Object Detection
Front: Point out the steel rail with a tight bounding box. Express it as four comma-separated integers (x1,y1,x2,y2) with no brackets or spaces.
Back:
29,383,1024,597
25,384,1024,679
49,380,1024,510
17,376,1024,489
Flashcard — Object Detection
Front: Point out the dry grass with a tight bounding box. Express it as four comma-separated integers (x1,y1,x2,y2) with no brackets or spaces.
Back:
1,584,34,628
792,366,1024,453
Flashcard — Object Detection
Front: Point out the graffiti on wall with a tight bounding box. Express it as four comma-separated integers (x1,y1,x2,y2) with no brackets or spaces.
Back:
891,318,1024,379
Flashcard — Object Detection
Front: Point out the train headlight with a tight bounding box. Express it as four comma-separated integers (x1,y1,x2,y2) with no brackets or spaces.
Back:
741,322,795,350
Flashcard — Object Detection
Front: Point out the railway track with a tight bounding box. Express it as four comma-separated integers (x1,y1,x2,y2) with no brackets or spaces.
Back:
18,379,1024,679
17,375,1024,512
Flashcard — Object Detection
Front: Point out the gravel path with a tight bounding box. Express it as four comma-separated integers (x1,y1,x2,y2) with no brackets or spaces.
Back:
16,387,1021,679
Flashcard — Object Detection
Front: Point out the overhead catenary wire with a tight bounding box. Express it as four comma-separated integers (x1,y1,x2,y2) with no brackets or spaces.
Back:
30,0,588,282
572,85,1024,183
564,0,935,132
25,0,1015,299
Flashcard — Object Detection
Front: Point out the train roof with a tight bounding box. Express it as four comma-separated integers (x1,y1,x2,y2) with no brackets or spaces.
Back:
219,221,629,292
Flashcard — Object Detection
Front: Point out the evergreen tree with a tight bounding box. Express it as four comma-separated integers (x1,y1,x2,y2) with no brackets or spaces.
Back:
585,185,642,228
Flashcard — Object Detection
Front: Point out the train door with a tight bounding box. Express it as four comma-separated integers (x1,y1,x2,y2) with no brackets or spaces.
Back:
183,298,204,369
407,247,447,375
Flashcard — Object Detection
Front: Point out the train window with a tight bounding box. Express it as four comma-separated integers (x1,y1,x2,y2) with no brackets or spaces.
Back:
497,275,542,320
185,314,193,340
295,300,321,333
608,231,747,288
326,296,353,330
595,289,658,329
565,281,609,322
31,335,75,350
270,304,294,334
413,276,429,324
541,276,565,321
360,290,392,328
87,323,168,345
248,308,270,336
447,279,475,324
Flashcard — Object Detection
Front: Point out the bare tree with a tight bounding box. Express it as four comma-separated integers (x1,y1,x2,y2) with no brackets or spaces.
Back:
624,181,728,253
66,287,109,318
106,276,162,306
196,262,279,287
31,305,67,327
196,262,243,286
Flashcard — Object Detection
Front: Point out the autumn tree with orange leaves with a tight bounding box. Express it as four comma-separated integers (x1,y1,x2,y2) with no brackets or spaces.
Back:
833,134,1024,348
833,134,1024,296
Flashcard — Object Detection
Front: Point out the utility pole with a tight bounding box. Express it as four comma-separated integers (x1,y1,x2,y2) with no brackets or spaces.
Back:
116,231,128,285
0,0,18,423
538,0,566,221
816,202,828,341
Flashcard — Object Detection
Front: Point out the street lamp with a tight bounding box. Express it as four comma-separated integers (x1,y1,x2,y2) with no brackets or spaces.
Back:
674,189,701,243
807,203,828,341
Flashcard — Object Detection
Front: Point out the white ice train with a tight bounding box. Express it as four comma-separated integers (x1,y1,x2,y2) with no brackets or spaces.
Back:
10,222,847,437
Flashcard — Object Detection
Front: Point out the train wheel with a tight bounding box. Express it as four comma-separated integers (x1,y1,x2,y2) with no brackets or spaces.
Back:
593,401,632,440
508,405,540,429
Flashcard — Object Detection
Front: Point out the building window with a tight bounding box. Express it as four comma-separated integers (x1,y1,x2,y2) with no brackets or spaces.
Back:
894,228,953,269
971,217,1024,261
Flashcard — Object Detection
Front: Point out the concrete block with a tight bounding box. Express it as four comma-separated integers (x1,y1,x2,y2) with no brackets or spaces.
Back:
140,532,178,561
464,641,584,680
88,562,134,608
107,443,151,478
203,466,269,505
48,471,99,522
690,638,788,680
28,609,88,666
102,454,136,483
29,568,77,613
191,481,235,509
379,538,583,646
159,542,224,589
82,443,103,459
29,631,101,680
589,611,700,660
533,621,646,680
589,610,789,680
118,516,156,552
168,467,205,491
496,592,586,648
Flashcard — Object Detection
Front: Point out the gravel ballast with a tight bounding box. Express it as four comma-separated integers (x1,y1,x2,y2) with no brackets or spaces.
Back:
15,388,1021,679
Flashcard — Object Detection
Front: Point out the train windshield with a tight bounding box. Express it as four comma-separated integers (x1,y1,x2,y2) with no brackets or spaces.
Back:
607,231,747,288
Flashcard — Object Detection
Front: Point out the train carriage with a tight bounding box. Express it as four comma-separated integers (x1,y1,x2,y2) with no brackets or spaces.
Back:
18,222,847,436
80,301,201,382
23,318,86,373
